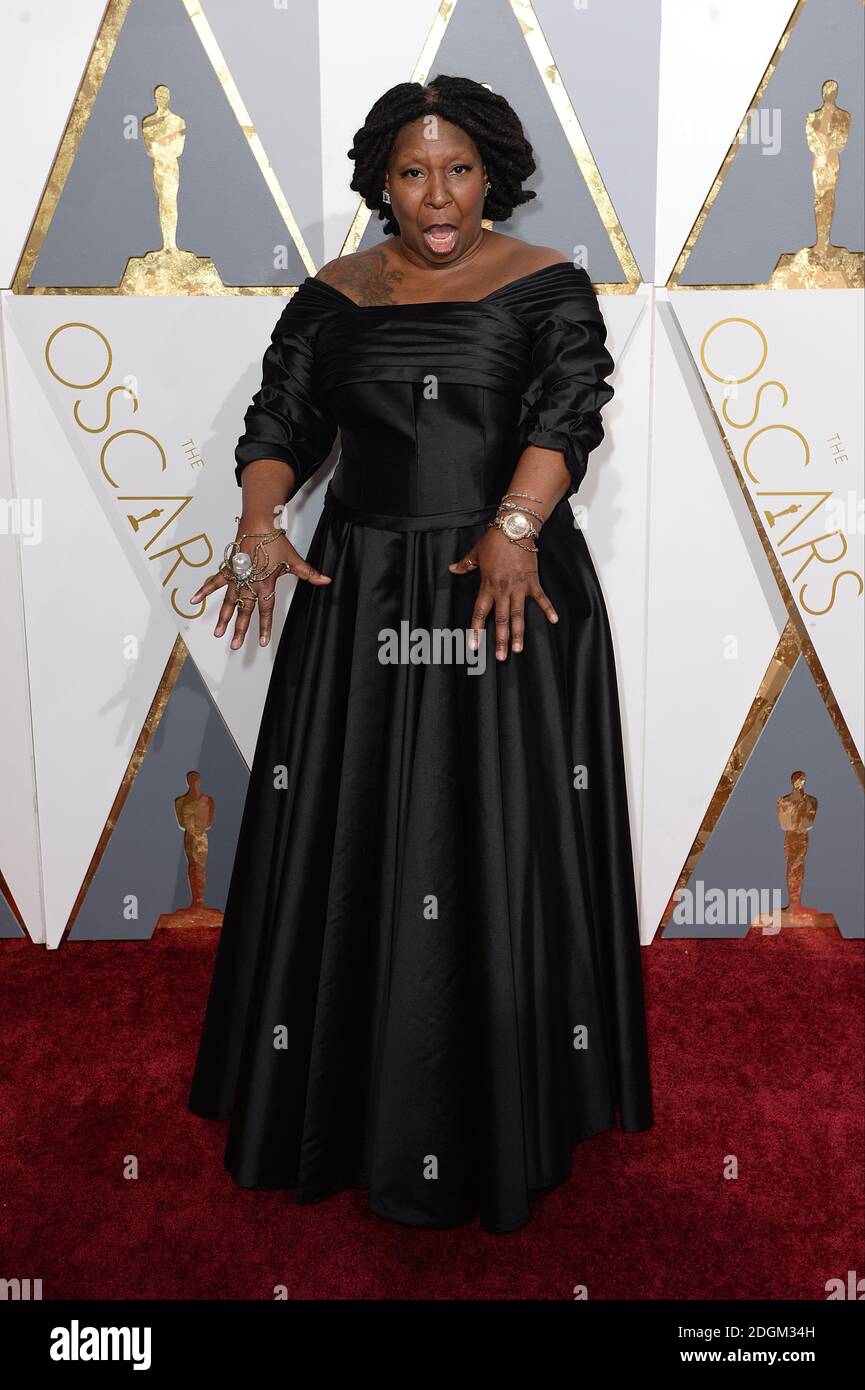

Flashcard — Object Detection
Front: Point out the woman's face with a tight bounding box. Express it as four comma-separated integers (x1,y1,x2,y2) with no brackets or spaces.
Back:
383,116,487,265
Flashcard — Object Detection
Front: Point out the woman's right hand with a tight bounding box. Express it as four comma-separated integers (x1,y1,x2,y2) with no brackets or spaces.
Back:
191,520,331,650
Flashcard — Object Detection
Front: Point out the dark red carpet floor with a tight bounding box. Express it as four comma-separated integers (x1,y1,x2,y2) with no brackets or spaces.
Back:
1,929,861,1300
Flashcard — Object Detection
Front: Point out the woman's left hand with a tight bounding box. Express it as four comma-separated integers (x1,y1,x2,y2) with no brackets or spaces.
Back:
449,526,558,660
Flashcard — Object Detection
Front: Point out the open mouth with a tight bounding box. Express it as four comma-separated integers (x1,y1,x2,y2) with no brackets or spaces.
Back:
422,224,458,254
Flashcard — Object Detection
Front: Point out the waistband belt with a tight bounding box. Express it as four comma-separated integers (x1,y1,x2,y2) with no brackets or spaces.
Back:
324,489,499,532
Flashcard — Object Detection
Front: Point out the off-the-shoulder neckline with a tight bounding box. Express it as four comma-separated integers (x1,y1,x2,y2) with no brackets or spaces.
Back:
300,259,588,310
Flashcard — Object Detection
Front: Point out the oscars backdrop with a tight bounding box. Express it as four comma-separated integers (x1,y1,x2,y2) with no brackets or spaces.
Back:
0,0,862,950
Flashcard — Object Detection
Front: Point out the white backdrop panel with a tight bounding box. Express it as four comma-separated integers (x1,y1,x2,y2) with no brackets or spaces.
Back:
3,295,334,771
674,289,865,761
641,298,789,939
655,0,796,285
0,298,44,939
4,294,179,947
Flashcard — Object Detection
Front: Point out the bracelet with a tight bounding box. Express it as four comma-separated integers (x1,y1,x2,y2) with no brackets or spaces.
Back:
498,491,547,534
496,500,545,526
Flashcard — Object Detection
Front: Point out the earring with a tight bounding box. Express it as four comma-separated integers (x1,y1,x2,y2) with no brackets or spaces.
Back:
484,180,491,195
382,189,391,204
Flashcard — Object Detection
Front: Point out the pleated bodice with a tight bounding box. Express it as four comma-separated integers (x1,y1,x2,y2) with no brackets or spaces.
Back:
234,261,617,516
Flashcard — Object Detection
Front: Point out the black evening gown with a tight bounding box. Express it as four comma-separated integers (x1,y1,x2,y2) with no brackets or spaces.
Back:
188,260,654,1233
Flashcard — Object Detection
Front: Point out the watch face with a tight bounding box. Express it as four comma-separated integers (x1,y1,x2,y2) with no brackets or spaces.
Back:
502,511,531,539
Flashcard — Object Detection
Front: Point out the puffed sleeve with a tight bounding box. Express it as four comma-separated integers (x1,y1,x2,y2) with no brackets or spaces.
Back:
234,284,339,489
518,267,616,495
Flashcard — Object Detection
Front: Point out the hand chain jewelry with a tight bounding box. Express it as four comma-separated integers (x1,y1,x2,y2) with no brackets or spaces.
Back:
219,517,291,611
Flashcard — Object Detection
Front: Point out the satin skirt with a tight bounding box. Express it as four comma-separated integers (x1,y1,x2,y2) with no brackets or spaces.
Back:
187,491,654,1233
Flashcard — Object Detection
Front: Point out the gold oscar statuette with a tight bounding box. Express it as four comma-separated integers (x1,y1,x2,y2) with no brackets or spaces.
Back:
771,79,864,288
752,770,838,932
156,771,223,929
121,83,224,294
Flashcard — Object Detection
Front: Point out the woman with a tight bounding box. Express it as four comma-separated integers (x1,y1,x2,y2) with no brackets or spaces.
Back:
187,75,653,1234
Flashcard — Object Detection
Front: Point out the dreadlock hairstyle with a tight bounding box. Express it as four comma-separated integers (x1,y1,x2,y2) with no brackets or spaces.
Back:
347,75,537,236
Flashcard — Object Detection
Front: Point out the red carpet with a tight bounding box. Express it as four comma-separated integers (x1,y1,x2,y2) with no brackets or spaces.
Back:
1,930,861,1300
